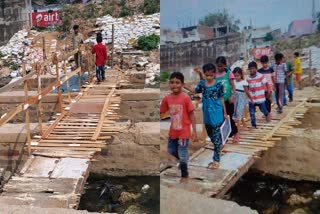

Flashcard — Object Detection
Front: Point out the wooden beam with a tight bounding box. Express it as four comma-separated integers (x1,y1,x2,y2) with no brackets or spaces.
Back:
36,64,43,135
23,64,31,155
91,88,115,141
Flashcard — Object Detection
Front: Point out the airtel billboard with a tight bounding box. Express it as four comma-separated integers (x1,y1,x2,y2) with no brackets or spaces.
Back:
252,47,273,59
32,10,62,27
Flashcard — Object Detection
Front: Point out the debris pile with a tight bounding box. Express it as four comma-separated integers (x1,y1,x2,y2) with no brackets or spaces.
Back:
301,46,320,71
0,29,44,64
84,13,160,51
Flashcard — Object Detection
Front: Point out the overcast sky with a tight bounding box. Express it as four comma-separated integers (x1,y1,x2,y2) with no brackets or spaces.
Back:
161,0,320,32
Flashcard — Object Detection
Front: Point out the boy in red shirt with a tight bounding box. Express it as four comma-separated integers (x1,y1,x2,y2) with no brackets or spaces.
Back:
92,33,108,84
160,72,197,182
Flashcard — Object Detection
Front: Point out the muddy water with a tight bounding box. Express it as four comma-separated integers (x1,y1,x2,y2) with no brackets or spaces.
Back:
78,175,160,214
225,171,320,214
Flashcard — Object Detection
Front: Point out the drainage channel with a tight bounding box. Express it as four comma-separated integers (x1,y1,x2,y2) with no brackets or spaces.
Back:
224,170,320,214
78,174,160,214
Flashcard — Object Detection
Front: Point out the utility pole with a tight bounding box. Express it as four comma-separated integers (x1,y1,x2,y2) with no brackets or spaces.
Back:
312,0,316,22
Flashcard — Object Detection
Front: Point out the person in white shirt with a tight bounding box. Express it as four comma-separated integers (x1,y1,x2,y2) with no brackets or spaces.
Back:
232,67,250,132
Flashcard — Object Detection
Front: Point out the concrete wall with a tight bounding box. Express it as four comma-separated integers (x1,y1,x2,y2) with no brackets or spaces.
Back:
253,107,320,181
90,122,160,176
119,88,160,122
160,33,242,71
0,0,31,46
0,123,38,186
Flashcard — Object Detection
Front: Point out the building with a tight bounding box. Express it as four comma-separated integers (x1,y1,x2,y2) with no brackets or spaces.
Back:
287,19,316,38
181,25,214,42
0,0,32,46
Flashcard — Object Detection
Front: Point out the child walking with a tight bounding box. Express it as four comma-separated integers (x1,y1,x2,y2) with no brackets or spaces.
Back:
284,56,294,104
232,67,249,131
258,55,275,113
272,53,287,113
293,52,303,90
247,62,271,128
185,63,227,169
160,72,197,182
92,33,108,84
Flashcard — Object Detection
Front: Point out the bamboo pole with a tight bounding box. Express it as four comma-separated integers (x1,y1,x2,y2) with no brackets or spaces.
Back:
36,63,43,135
64,58,71,102
42,37,46,61
309,50,312,82
111,24,114,69
23,64,31,155
54,54,63,112
78,46,81,90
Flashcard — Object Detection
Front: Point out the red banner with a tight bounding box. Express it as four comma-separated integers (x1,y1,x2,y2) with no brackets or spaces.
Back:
31,10,62,27
252,47,273,59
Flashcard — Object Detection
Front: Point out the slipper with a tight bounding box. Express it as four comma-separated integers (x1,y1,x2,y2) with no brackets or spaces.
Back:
212,162,220,169
207,162,214,169
207,162,220,169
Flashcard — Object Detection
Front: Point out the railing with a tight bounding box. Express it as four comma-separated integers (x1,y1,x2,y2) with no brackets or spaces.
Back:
0,43,95,154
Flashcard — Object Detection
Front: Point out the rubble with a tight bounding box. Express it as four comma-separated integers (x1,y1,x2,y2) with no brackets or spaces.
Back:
286,194,312,206
301,45,320,71
84,13,160,51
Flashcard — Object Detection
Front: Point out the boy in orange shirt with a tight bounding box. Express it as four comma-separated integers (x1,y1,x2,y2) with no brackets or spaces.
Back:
160,72,197,182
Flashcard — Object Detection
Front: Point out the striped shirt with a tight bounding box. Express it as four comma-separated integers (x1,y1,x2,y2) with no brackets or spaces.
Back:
272,63,287,83
247,73,267,104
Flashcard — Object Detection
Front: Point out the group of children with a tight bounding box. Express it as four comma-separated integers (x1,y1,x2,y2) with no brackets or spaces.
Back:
160,53,302,182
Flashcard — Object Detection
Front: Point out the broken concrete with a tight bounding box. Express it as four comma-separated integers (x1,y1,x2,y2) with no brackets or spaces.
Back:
253,104,320,181
90,122,160,176
160,185,258,214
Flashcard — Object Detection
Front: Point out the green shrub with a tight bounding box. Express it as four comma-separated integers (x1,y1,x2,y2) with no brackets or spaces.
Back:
137,34,160,51
119,6,133,17
84,3,99,19
10,63,19,70
143,0,160,15
160,71,170,82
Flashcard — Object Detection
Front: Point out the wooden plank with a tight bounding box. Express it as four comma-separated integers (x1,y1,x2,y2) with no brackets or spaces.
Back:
31,146,101,151
91,88,116,141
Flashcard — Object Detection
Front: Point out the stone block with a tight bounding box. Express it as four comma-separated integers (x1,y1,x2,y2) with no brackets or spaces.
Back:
136,122,160,145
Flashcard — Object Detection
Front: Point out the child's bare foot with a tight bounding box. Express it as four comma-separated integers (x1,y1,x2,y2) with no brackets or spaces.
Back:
233,133,240,144
266,114,271,122
180,177,189,183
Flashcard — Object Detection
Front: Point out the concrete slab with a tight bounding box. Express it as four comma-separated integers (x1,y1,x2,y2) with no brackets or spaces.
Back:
136,122,160,145
0,123,39,143
161,165,235,197
51,158,89,179
21,156,58,178
161,185,258,214
120,88,160,101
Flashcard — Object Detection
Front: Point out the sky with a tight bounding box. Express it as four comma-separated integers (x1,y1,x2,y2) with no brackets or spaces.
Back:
161,0,320,32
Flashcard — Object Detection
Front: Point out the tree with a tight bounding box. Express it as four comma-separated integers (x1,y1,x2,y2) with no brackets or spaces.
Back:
199,9,240,32
317,12,320,31
265,32,273,41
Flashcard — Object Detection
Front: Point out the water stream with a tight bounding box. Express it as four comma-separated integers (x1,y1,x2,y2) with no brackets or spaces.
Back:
78,175,160,214
225,171,320,214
